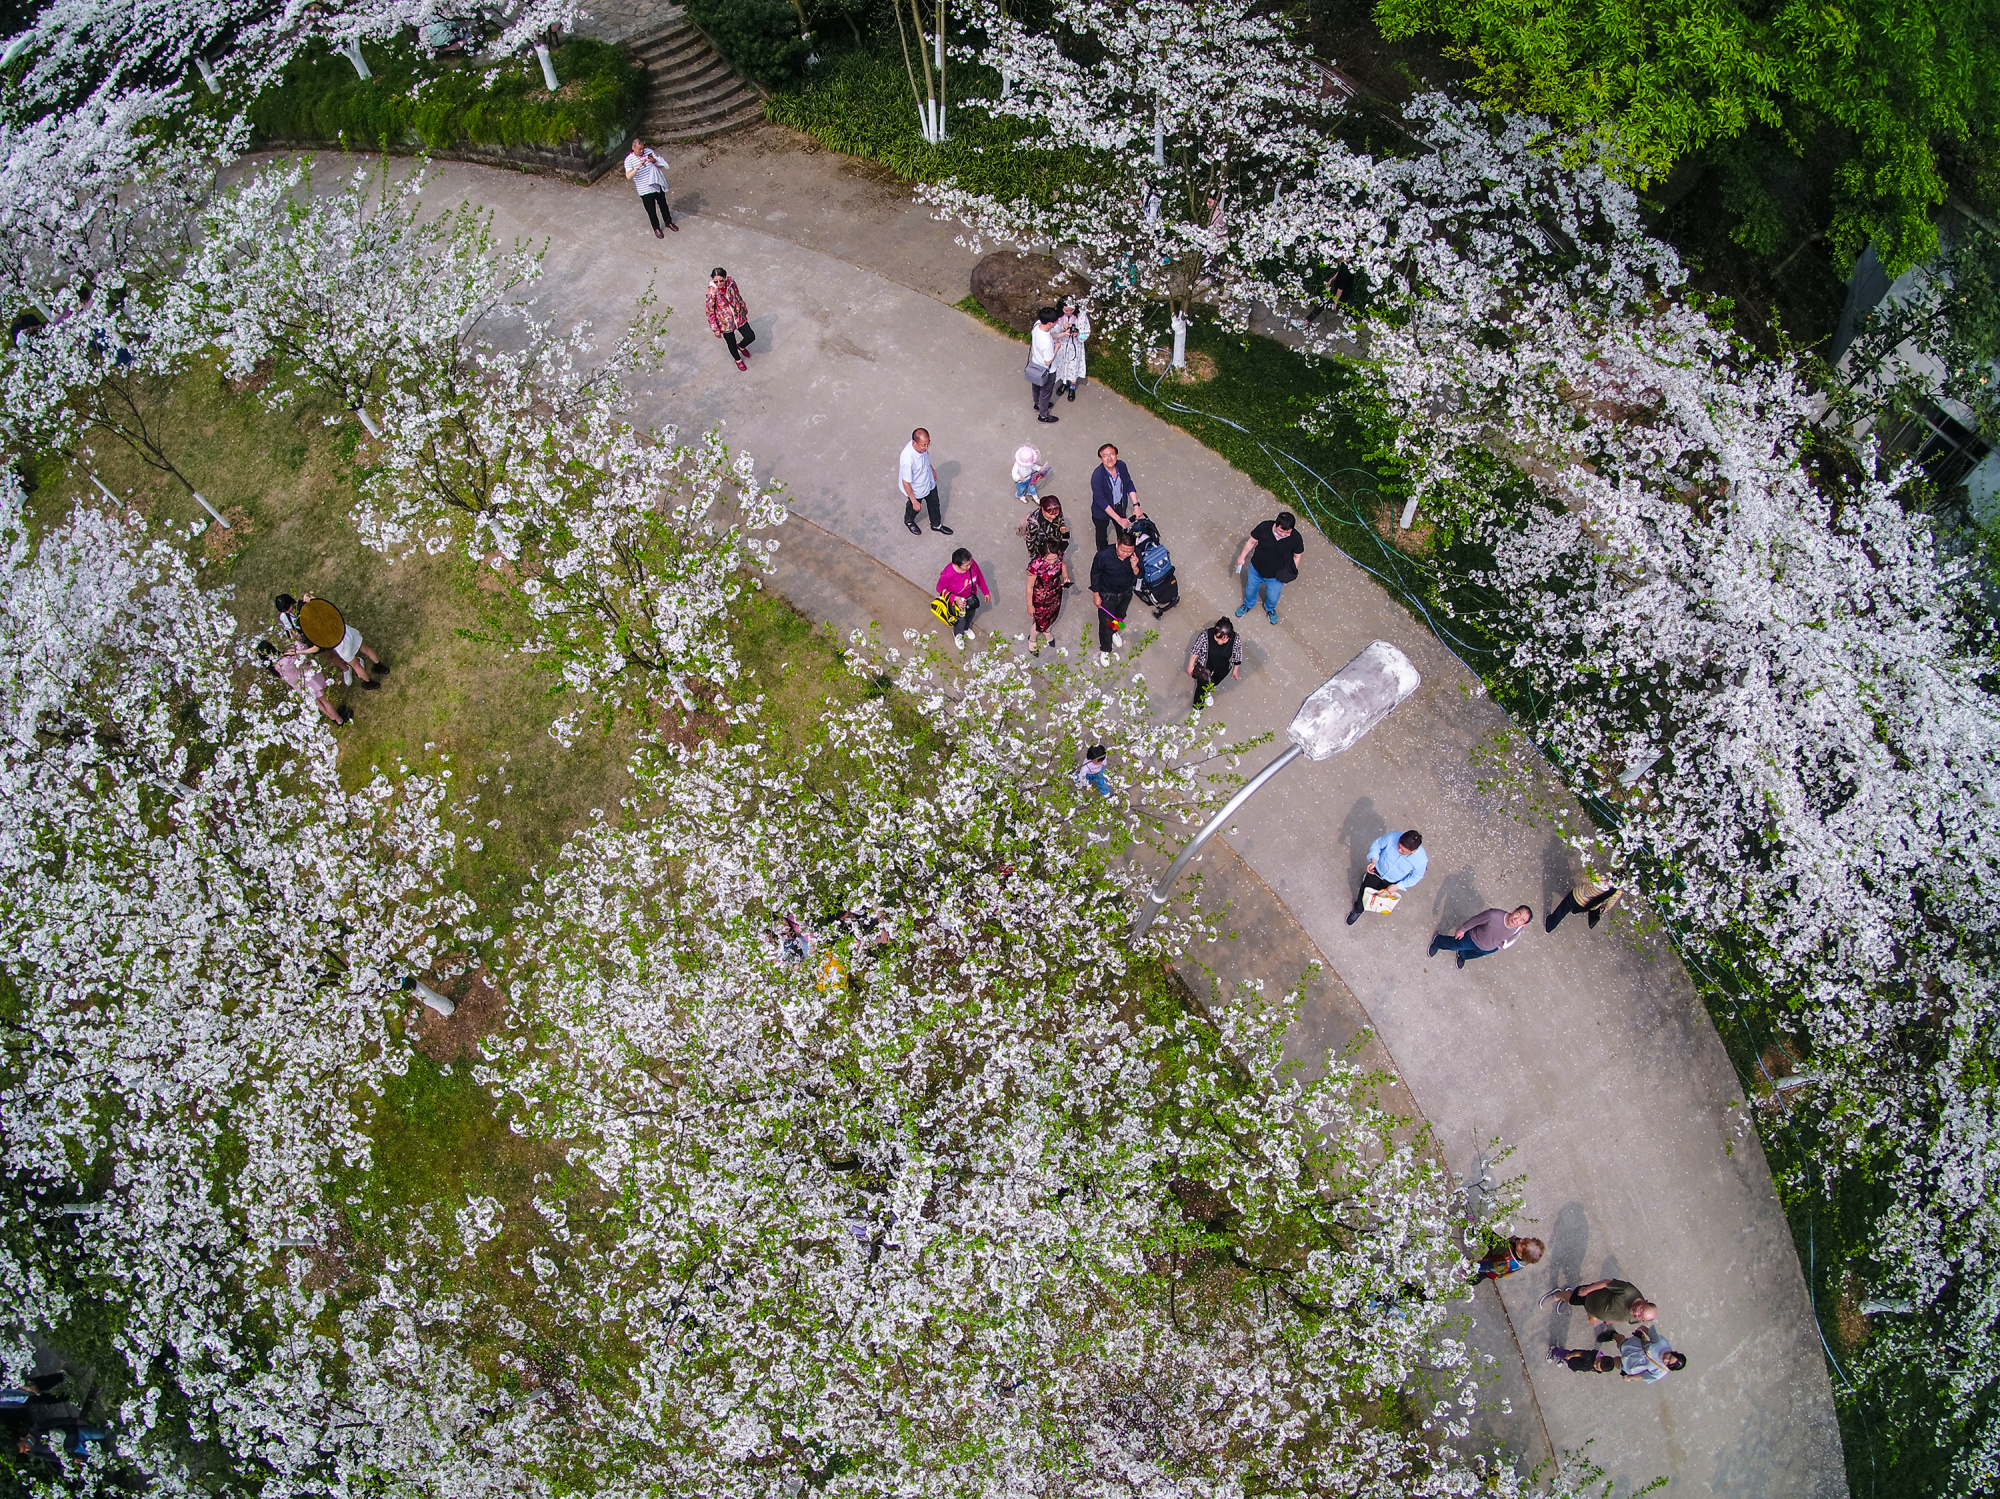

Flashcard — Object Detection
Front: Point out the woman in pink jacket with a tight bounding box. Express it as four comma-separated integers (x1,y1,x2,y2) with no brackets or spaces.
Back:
936,547,992,651
706,267,756,370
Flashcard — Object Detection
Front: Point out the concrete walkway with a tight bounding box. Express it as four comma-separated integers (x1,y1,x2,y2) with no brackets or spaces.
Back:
352,141,1847,1497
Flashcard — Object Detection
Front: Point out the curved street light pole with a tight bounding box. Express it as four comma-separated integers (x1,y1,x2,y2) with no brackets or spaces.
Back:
1131,640,1421,942
1131,742,1301,940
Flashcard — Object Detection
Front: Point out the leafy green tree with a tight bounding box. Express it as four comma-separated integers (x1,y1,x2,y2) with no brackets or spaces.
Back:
1373,0,2000,270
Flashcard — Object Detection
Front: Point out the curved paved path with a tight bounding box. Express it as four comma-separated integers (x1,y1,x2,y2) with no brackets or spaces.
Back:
339,141,1847,1496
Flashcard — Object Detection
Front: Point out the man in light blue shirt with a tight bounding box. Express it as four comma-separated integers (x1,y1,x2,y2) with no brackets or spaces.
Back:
1618,1326,1684,1382
1548,1326,1686,1383
1349,828,1427,924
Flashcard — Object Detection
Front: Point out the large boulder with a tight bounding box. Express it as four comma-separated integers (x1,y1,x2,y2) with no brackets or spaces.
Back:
970,252,1090,334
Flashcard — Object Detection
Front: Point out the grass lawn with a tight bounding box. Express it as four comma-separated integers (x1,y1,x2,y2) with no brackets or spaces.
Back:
22,367,874,1389
24,366,867,923
769,40,1113,207
242,35,644,156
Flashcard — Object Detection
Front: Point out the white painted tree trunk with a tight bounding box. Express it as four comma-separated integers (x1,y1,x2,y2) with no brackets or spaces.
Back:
1170,312,1187,370
1617,747,1664,787
1153,109,1164,166
93,472,228,529
535,42,558,91
408,978,456,1017
340,38,371,79
195,54,219,92
933,0,946,135
1397,496,1419,530
353,406,382,438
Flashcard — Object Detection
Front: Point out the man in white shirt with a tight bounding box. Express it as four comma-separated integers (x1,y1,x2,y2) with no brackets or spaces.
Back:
624,138,675,237
1028,307,1060,423
899,427,950,536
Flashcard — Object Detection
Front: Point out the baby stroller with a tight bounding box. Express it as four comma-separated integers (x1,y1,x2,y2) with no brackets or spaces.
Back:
1129,516,1180,618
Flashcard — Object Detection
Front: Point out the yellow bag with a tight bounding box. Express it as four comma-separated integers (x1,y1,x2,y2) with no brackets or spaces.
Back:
931,590,964,625
1363,886,1401,915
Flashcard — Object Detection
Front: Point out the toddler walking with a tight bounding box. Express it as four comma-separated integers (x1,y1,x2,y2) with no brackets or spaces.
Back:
1012,444,1051,502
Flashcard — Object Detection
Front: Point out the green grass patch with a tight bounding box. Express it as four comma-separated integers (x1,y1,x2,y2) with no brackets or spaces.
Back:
248,34,644,155
20,365,865,945
23,361,899,1410
769,40,1112,206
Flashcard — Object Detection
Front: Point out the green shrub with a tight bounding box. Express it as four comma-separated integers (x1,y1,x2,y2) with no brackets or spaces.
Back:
768,39,1112,206
687,0,810,85
248,35,645,155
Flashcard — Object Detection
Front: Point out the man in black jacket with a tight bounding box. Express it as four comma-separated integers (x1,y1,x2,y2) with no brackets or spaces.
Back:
1089,539,1140,660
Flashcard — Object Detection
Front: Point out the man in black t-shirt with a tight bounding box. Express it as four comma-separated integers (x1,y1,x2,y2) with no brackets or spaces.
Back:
1232,510,1305,624
1089,539,1141,659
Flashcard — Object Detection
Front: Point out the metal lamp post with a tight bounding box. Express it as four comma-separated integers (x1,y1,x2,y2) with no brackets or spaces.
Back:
1131,640,1420,940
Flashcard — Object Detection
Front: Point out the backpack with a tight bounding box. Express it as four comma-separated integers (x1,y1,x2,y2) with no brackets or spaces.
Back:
1137,534,1174,586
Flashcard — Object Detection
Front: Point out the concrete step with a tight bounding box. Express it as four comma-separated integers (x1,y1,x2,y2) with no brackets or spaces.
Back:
634,30,703,63
657,60,740,99
651,67,757,110
645,98,766,142
626,9,765,144
646,98,762,136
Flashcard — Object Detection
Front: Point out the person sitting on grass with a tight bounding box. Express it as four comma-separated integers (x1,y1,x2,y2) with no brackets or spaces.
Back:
256,640,348,726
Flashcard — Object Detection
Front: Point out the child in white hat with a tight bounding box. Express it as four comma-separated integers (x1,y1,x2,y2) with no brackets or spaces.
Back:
1012,444,1051,503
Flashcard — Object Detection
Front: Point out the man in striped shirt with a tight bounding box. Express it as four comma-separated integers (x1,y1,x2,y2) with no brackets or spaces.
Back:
624,139,676,237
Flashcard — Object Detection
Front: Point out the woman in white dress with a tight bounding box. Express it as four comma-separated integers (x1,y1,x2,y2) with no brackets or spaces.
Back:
1051,296,1089,402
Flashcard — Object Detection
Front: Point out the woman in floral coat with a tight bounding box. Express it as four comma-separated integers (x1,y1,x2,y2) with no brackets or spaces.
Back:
706,267,756,370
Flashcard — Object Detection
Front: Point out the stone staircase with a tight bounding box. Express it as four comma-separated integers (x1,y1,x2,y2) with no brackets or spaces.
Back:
631,9,768,143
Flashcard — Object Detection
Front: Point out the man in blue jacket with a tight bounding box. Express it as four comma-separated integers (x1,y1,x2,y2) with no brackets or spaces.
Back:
1349,828,1427,925
1090,444,1140,551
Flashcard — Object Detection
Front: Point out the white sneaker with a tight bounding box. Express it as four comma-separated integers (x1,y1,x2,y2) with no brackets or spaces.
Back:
1111,632,1124,649
1100,650,1113,665
953,633,966,651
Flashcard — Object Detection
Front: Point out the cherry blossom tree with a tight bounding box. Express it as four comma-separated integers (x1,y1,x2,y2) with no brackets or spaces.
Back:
359,294,666,561
179,158,783,719
0,474,536,1490
510,421,786,723
183,159,544,440
0,0,578,294
469,636,1558,1497
1285,92,2000,1483
924,0,1361,369
0,105,234,342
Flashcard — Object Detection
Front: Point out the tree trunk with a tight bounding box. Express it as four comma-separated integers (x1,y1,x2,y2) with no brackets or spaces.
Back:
341,38,371,80
934,0,947,141
1170,311,1187,370
535,43,559,91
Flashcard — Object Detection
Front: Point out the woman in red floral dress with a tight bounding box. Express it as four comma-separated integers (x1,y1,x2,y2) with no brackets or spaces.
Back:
705,268,756,370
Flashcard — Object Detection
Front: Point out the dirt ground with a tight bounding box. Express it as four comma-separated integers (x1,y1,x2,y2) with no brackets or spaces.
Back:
636,122,983,306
